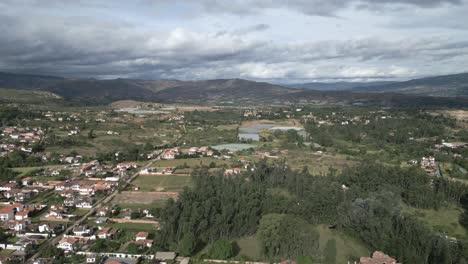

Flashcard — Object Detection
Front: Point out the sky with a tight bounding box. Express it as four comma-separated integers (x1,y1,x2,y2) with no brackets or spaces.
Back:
1,0,468,83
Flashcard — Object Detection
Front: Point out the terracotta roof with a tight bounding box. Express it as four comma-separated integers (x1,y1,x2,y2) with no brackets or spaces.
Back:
360,251,400,264
0,207,13,214
59,237,79,244
136,231,148,238
16,209,29,216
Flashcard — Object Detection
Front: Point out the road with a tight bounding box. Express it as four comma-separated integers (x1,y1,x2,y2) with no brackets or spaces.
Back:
28,159,154,261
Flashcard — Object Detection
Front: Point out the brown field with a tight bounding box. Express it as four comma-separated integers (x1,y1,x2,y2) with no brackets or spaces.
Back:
241,119,301,126
440,110,468,120
112,191,178,205
285,151,354,174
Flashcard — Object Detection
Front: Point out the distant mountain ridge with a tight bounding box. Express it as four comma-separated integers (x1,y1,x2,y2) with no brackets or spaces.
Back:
288,72,468,97
351,72,468,97
0,71,467,107
283,81,397,91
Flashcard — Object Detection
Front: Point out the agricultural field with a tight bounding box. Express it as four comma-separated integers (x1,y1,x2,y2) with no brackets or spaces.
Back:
131,175,192,192
112,191,178,206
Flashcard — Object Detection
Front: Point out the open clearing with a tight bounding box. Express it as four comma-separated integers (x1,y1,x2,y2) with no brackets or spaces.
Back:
316,225,369,263
404,206,467,239
152,157,230,168
132,175,192,192
113,191,178,206
236,236,262,260
286,151,355,174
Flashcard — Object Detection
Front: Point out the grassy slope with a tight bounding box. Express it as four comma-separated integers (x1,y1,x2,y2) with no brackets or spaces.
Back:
234,226,369,263
316,225,369,263
0,88,62,104
404,206,467,239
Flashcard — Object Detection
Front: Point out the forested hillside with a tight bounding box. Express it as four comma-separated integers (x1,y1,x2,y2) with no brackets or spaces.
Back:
157,161,468,263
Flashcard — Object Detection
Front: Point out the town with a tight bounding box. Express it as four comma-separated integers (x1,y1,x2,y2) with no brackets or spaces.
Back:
0,101,467,264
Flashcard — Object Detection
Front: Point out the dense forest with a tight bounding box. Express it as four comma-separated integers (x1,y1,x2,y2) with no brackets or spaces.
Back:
158,161,468,263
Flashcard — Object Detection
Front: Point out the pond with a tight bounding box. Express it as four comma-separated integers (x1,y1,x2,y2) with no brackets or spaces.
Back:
238,124,275,142
211,144,257,152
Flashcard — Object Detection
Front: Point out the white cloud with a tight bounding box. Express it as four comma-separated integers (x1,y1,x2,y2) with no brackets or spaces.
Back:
0,0,467,82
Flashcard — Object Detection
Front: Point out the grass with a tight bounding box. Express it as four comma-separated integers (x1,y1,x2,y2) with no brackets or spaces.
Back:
116,203,163,210
0,249,16,256
70,208,90,216
27,190,54,204
89,220,157,231
0,88,62,104
285,150,354,175
132,175,192,192
236,236,262,260
152,157,230,168
11,165,64,177
7,237,19,243
316,225,369,263
404,205,467,239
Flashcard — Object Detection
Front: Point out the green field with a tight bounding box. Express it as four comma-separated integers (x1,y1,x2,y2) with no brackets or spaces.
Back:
116,203,163,210
12,165,64,177
404,206,467,239
89,220,156,231
236,236,262,260
70,208,91,217
0,249,16,257
285,150,355,175
0,88,62,104
152,157,231,168
316,225,369,263
132,175,192,192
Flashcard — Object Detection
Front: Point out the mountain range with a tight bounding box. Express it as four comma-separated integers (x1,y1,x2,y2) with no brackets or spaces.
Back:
0,71,467,107
287,72,468,97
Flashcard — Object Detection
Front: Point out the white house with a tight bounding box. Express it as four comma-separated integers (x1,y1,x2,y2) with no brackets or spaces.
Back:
57,237,79,251
38,224,50,233
135,232,148,241
72,226,91,237
14,209,29,220
0,183,16,191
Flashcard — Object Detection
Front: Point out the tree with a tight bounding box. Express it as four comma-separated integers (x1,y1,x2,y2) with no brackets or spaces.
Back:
208,239,234,260
428,236,452,264
40,245,64,258
88,129,95,139
323,239,337,264
460,210,468,229
258,214,319,259
178,232,196,256
131,211,141,219
0,228,8,243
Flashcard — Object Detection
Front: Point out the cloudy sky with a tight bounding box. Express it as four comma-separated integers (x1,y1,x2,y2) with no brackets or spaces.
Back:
1,0,468,83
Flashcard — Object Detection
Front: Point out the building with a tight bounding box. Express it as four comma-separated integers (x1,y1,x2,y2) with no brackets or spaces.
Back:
0,207,14,221
360,251,401,264
0,183,16,191
96,227,117,239
57,237,79,252
155,252,176,262
135,232,148,241
72,225,91,237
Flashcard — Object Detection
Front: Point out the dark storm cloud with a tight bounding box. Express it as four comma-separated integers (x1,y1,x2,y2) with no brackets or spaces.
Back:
190,0,464,16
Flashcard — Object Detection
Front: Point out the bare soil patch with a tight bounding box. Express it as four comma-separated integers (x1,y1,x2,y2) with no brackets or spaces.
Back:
113,191,178,205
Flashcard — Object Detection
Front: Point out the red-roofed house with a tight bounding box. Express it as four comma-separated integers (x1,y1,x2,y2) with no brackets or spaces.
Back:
0,183,16,191
360,251,401,264
14,209,29,220
135,232,148,241
57,237,79,251
0,207,14,221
